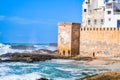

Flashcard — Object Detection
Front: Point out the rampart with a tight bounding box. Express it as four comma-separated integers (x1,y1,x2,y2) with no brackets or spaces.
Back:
80,27,120,57
58,23,120,57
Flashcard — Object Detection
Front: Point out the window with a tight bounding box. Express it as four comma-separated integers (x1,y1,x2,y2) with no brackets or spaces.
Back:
63,50,65,55
84,9,87,12
101,19,104,25
108,18,111,21
107,11,111,14
88,20,91,25
94,19,97,25
68,50,70,56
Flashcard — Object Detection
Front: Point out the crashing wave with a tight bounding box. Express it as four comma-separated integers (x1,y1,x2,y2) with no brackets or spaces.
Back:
0,43,57,55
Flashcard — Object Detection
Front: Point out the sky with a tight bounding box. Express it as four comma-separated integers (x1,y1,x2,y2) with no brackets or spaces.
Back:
0,0,83,44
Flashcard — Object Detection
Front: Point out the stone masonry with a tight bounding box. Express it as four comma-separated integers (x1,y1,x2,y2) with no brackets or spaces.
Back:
58,23,80,57
58,23,120,57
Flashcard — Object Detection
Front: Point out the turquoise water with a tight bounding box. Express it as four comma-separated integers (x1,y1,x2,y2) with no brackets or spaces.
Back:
0,59,120,80
0,43,120,80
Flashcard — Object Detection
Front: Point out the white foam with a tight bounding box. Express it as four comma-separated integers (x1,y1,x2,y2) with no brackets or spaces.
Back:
0,43,11,55
0,72,41,80
34,45,57,51
0,67,11,76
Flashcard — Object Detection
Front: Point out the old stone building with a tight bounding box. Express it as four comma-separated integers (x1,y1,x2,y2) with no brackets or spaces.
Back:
58,0,120,57
58,23,80,56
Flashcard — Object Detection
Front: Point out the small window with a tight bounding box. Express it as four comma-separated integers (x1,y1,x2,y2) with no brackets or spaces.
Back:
94,19,97,25
108,18,111,21
84,9,87,12
101,19,104,25
68,50,70,56
107,11,111,14
63,50,65,55
88,20,91,25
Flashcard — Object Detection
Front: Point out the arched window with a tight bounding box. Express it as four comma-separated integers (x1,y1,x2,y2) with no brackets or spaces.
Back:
63,50,65,55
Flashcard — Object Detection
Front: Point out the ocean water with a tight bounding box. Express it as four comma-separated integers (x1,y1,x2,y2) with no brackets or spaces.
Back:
0,59,120,80
0,43,120,80
0,43,57,55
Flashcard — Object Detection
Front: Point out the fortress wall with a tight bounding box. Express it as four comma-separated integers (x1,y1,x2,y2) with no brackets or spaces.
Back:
80,27,120,57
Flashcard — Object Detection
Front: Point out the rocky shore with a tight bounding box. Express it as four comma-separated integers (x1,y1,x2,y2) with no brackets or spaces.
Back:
0,52,94,63
77,72,120,80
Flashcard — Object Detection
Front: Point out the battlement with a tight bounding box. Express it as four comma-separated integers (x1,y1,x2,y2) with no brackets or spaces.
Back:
80,27,120,31
80,27,120,44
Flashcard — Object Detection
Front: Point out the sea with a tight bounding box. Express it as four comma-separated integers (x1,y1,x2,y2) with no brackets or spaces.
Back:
0,43,120,80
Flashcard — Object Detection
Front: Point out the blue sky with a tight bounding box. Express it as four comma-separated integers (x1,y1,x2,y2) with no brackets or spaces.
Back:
0,0,83,44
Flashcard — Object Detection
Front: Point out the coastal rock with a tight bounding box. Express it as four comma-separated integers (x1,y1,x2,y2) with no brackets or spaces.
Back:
77,72,120,80
0,53,57,62
37,78,48,80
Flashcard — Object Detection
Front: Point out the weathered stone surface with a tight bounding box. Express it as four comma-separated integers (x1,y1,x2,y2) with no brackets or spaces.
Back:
77,72,120,80
58,23,80,57
80,40,120,57
58,23,120,57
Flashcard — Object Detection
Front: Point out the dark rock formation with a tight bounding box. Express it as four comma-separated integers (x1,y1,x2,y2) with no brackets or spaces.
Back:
0,53,56,62
37,78,48,80
0,52,93,63
76,72,120,80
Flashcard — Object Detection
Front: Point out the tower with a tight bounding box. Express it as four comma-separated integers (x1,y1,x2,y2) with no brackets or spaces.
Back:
58,23,80,57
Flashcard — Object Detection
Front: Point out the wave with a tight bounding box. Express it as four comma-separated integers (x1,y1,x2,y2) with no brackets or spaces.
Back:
0,43,57,55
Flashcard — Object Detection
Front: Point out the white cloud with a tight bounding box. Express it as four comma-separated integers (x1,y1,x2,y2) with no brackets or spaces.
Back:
0,15,5,21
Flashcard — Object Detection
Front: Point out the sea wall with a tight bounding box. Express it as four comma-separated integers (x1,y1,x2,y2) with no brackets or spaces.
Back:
80,27,120,57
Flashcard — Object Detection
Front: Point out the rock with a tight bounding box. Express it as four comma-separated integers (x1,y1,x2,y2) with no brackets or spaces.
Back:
0,53,57,62
37,78,48,80
77,72,120,80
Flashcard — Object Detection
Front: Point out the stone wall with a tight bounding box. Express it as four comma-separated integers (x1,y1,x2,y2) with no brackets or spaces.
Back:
58,23,120,57
80,27,120,57
58,23,80,57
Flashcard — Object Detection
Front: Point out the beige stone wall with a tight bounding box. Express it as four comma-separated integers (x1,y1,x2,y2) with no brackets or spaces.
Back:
58,23,120,57
80,27,120,57
58,23,80,57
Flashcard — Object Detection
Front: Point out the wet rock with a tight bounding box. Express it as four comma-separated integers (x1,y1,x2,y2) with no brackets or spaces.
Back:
0,53,57,62
37,78,48,80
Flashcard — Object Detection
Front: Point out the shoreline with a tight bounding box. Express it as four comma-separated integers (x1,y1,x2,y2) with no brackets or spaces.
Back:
0,53,93,63
0,53,120,65
0,53,120,80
